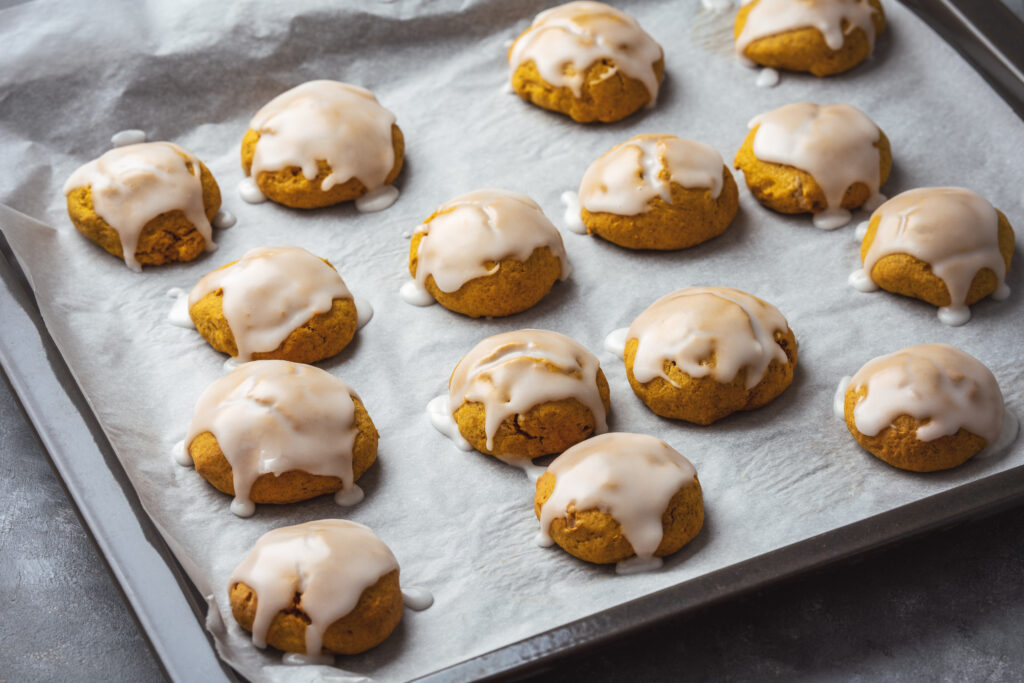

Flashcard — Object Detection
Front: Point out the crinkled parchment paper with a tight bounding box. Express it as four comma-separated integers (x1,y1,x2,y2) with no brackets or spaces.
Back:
1,1,1023,680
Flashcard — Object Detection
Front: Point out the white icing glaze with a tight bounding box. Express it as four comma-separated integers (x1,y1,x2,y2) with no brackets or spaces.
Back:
812,208,852,231
248,80,397,193
110,129,146,147
238,177,267,204
401,586,434,611
188,246,353,361
627,287,790,389
355,185,400,213
411,189,570,294
854,220,871,240
448,329,608,453
833,375,852,420
860,188,1009,321
185,361,364,517
63,142,215,271
603,327,629,359
937,306,971,327
171,439,192,467
508,1,663,100
848,267,878,292
615,556,664,575
426,394,474,451
167,287,195,329
400,280,436,307
736,0,880,61
212,209,237,229
352,295,374,329
281,652,335,667
334,485,365,507
579,134,725,216
560,190,587,234
848,344,1004,444
755,66,780,87
229,519,398,655
538,432,698,568
748,102,882,226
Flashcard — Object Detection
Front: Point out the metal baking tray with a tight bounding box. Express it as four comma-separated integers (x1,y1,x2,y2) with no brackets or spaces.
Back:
1,1,1021,680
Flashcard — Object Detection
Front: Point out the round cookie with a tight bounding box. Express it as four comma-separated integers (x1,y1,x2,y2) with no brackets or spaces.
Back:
842,344,1006,472
406,190,570,318
188,245,362,364
241,80,404,209
63,141,221,271
735,0,886,77
734,102,892,229
535,433,704,570
182,360,378,516
508,1,664,123
229,520,402,656
578,133,739,250
444,329,610,463
624,287,797,425
853,187,1014,326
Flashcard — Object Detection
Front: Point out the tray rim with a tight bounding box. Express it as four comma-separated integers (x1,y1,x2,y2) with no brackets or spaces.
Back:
1,1,1022,681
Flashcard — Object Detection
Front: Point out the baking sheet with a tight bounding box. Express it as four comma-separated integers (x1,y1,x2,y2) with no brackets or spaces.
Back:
1,1,1023,681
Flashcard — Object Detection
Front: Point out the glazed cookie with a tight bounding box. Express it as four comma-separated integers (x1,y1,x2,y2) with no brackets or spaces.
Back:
508,1,664,123
735,0,886,77
230,520,402,658
850,187,1015,326
188,245,367,364
576,134,739,250
404,190,570,317
535,433,704,573
240,80,404,209
63,142,221,271
432,329,610,466
734,102,892,229
181,361,378,516
840,344,1010,472
620,287,797,425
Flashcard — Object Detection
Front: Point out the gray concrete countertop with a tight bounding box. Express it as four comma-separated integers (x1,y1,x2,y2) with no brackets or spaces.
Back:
4,371,1024,682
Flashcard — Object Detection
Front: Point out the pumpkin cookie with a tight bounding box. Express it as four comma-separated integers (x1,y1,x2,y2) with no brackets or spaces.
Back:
182,361,377,516
241,80,403,209
535,432,704,572
230,520,402,657
578,133,738,250
508,1,664,123
63,141,221,271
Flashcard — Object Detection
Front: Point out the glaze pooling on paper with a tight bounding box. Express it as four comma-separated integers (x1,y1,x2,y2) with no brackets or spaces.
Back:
537,433,696,566
229,520,398,654
508,1,663,100
411,189,569,294
185,361,362,516
188,246,352,361
628,287,790,389
736,0,880,60
749,102,882,222
859,187,1009,321
448,329,607,452
63,142,214,271
848,344,1004,444
579,134,725,216
248,80,397,192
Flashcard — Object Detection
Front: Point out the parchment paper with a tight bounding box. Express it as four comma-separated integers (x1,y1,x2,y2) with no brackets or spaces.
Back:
1,1,1023,681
